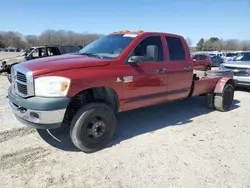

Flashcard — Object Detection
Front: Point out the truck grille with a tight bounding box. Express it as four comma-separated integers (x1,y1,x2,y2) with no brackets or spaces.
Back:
224,66,247,71
233,72,250,77
224,66,249,77
11,65,34,98
16,82,28,95
16,72,27,83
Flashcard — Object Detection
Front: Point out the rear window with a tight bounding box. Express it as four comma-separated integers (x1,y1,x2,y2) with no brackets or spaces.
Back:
165,36,186,61
199,55,207,60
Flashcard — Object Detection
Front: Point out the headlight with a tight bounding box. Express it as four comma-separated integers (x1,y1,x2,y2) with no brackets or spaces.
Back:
35,76,71,97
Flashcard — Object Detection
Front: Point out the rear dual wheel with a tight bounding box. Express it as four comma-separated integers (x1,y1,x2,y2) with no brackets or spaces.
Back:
214,84,234,112
70,103,116,153
205,83,234,112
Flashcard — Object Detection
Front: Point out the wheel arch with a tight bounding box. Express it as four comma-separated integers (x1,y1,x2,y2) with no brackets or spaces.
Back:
214,77,236,94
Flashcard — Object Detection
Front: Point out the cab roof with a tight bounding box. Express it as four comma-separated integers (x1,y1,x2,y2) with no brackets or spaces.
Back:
110,30,183,38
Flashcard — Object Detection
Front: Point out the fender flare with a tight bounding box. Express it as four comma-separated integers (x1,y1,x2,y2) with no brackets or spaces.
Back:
214,77,236,94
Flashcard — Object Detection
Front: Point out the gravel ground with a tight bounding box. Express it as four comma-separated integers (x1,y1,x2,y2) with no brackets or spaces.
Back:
0,54,250,187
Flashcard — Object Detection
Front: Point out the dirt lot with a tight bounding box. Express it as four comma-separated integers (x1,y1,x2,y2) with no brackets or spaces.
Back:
0,53,250,188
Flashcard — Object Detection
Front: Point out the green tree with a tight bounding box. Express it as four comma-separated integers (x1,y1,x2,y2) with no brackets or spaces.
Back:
196,38,204,51
208,37,219,43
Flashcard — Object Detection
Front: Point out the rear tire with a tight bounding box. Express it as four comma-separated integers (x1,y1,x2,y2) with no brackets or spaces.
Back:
214,84,234,112
70,102,116,153
205,93,215,109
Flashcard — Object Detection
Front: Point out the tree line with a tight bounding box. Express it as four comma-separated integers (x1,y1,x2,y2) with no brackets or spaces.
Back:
1,29,249,52
186,37,250,52
0,29,103,49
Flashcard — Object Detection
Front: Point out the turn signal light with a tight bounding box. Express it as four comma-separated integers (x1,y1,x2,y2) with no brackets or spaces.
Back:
137,30,144,33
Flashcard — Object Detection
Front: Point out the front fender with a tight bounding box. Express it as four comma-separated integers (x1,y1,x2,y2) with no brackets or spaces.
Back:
214,77,236,94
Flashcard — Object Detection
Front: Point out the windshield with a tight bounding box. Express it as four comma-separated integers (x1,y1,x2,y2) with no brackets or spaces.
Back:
23,48,34,56
234,52,250,61
78,34,137,59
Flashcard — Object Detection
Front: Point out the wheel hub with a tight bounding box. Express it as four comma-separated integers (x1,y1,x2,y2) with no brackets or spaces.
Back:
86,117,107,139
92,121,106,138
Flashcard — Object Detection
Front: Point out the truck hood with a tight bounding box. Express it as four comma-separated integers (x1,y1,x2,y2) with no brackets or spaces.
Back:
223,60,250,68
21,54,111,75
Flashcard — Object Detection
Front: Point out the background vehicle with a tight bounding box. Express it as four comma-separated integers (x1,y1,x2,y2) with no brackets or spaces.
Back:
8,31,236,153
192,53,212,71
210,55,224,67
224,52,238,61
220,51,250,87
0,44,83,74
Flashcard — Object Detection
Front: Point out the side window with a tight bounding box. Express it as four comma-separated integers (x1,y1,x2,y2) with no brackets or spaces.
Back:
165,36,186,61
132,36,164,61
199,55,206,60
193,55,198,60
40,48,47,57
31,48,39,58
47,47,60,56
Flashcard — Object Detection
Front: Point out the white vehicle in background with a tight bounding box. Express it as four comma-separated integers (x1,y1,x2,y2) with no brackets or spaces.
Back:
224,52,238,61
220,51,250,88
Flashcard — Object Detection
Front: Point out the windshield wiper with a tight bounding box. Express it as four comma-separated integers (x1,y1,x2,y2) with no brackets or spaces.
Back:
78,52,103,59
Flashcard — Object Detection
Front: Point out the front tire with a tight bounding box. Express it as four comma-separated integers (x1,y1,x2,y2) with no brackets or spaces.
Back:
70,102,116,153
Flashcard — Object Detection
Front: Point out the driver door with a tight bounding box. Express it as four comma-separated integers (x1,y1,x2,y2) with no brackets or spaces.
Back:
121,35,168,111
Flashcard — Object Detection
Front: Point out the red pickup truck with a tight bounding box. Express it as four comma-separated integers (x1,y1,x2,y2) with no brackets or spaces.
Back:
8,30,236,153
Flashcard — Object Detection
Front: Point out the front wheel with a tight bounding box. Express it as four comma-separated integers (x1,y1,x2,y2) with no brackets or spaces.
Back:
70,102,116,153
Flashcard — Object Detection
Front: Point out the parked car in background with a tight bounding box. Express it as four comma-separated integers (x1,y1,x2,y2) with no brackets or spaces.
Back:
192,53,211,71
224,52,238,61
0,44,83,74
210,55,224,67
220,51,250,88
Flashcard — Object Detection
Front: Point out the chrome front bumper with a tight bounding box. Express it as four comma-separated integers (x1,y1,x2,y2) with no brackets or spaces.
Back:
8,86,70,129
9,101,66,129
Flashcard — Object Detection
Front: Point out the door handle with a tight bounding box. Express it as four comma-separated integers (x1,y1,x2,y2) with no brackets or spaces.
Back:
184,66,192,70
156,68,166,73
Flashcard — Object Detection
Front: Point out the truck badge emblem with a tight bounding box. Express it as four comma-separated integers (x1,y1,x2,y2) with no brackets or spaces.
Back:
123,76,133,83
116,77,122,83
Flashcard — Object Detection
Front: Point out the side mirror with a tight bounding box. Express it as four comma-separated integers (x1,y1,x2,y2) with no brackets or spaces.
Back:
146,45,158,61
192,58,197,63
128,55,151,64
